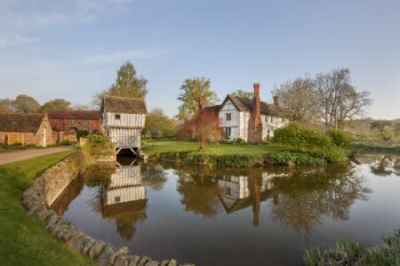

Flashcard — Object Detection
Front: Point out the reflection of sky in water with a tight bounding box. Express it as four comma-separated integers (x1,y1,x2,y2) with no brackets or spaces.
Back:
54,155,400,266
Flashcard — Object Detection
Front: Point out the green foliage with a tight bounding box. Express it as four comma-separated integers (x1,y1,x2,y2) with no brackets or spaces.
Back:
14,94,41,113
272,124,349,164
304,230,400,266
327,129,353,148
273,123,332,147
270,152,326,166
0,152,94,266
40,99,71,113
82,134,114,159
177,77,218,120
144,108,177,138
95,62,147,106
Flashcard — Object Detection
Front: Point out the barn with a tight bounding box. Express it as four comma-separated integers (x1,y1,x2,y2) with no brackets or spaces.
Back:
0,113,55,147
101,96,147,155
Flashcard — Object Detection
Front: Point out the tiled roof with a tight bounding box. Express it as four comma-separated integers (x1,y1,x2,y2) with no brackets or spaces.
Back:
0,113,44,133
48,111,101,120
102,96,147,114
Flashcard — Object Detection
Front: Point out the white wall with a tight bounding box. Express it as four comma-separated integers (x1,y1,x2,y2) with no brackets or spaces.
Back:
104,112,145,128
219,100,250,140
261,115,289,140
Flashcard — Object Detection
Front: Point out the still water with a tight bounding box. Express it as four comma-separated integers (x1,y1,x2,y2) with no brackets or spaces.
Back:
52,155,400,266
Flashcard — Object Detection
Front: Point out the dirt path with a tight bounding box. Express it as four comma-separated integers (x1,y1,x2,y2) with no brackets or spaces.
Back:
0,146,72,166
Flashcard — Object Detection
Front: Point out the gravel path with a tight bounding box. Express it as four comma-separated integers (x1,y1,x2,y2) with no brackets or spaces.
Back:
0,146,72,166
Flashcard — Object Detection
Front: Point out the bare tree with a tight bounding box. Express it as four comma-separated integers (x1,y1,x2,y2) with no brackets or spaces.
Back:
315,69,371,129
273,76,320,122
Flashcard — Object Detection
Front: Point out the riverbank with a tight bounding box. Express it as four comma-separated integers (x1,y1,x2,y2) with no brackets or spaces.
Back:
305,230,400,265
143,140,349,168
352,143,400,155
0,152,95,266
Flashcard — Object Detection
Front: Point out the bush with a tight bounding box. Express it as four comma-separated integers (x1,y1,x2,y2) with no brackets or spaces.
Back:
327,129,352,149
83,134,114,157
273,123,332,147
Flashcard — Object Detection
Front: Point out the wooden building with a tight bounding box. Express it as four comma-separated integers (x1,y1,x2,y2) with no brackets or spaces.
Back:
101,96,147,155
0,113,55,147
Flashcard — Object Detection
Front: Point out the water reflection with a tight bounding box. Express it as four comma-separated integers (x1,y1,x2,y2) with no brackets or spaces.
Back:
101,163,147,240
53,158,394,266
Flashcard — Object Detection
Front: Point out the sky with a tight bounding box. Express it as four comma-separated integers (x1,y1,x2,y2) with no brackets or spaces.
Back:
0,0,399,119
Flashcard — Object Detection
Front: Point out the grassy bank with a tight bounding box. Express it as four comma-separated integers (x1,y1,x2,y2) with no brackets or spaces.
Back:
305,230,400,266
0,152,95,266
143,140,349,168
352,143,400,155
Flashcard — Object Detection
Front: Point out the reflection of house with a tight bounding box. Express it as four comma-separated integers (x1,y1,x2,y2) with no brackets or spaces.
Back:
218,173,277,226
102,164,147,240
0,113,55,147
103,165,147,212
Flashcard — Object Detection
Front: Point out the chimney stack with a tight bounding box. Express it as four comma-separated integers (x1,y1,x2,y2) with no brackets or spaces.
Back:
273,96,279,106
253,83,261,126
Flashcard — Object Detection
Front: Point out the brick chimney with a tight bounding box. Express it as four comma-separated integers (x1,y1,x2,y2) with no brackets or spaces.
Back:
248,83,263,143
253,83,261,127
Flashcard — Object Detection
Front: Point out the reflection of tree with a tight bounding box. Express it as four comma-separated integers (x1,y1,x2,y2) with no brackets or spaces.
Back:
270,167,370,235
370,156,400,176
112,207,146,240
176,168,221,218
141,164,167,191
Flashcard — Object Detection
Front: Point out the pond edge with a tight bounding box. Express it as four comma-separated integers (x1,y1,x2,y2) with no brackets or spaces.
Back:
21,152,194,266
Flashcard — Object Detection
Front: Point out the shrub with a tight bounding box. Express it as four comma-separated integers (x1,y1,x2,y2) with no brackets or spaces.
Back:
273,123,332,147
327,129,352,149
83,134,114,157
60,140,72,146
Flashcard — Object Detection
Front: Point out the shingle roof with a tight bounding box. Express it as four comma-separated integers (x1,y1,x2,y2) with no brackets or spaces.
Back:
0,113,44,133
102,96,147,114
48,111,101,120
224,95,286,117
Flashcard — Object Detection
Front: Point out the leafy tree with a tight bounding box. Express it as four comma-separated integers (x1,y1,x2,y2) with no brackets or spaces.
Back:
95,62,147,106
144,108,177,138
177,77,217,120
40,99,71,112
13,94,41,113
0,99,14,113
231,89,254,100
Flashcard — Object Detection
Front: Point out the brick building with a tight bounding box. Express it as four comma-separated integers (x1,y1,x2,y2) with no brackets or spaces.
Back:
0,113,55,147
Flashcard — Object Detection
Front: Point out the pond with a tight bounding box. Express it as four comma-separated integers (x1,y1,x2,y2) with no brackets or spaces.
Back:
52,155,400,266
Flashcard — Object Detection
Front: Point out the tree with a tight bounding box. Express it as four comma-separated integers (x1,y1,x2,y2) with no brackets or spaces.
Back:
0,99,14,113
40,99,71,112
177,78,218,120
144,108,177,138
13,94,41,113
273,77,320,122
94,62,147,106
231,89,254,100
315,69,371,129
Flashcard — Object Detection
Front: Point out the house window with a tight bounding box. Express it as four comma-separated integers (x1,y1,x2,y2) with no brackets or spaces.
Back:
115,196,121,203
226,113,232,121
225,187,232,196
224,127,232,139
115,114,121,120
270,116,274,123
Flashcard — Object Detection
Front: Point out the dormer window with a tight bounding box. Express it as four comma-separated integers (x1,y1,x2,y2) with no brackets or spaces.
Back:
226,113,232,121
115,114,121,120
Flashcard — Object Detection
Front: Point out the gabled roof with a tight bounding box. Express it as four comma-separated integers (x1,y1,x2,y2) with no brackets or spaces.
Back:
48,111,101,120
222,95,286,117
102,96,147,115
0,113,44,133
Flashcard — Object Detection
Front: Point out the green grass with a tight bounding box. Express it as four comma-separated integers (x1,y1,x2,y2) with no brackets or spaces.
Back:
143,140,285,156
0,152,95,266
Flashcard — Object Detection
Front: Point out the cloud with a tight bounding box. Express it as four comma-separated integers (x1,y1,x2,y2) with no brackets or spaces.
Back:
0,0,136,31
0,34,40,49
83,49,166,65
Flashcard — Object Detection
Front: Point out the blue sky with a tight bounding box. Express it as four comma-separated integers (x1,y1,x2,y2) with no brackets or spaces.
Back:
0,0,399,119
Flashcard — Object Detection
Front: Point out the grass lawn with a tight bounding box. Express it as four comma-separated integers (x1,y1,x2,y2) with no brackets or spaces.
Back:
143,140,286,156
0,152,95,266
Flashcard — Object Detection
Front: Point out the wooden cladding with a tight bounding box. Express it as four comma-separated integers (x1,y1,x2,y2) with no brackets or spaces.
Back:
104,112,145,128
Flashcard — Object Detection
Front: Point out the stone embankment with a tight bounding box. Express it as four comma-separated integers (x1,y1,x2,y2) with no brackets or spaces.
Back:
22,153,193,266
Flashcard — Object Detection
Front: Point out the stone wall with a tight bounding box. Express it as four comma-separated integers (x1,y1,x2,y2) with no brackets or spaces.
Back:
22,153,192,266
